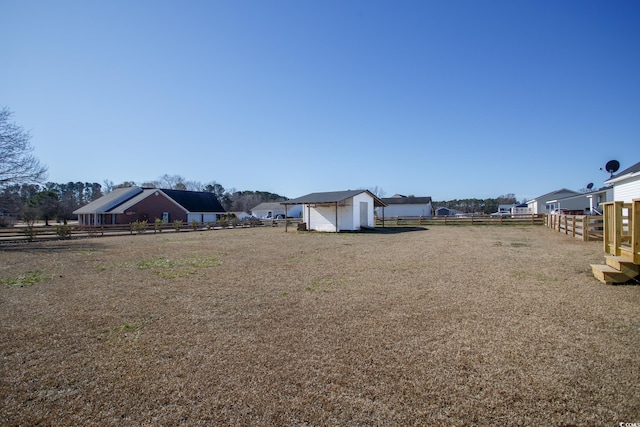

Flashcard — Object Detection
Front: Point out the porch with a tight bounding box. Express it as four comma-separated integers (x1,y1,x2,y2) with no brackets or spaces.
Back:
591,199,640,284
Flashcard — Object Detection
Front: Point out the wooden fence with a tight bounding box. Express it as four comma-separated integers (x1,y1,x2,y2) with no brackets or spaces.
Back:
375,214,545,227
602,200,640,263
544,214,604,241
0,219,267,244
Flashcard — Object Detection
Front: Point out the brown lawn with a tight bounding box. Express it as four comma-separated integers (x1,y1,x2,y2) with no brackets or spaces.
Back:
1,225,639,426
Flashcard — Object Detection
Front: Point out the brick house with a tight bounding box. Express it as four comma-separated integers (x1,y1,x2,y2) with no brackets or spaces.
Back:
73,187,226,226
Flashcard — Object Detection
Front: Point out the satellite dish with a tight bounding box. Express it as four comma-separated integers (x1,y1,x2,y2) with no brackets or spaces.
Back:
586,182,594,190
605,160,620,175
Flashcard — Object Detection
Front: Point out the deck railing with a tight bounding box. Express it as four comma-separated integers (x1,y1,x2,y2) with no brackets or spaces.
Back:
601,200,640,263
544,214,604,241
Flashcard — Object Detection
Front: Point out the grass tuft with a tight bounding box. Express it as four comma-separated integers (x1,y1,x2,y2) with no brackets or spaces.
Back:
1,270,51,288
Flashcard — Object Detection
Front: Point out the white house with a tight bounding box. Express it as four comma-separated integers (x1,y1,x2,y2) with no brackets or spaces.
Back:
282,190,387,232
377,195,433,219
546,187,614,215
251,202,302,219
497,204,516,214
605,160,640,202
526,188,581,214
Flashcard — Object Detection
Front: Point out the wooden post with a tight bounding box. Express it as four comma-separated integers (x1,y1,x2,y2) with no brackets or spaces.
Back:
614,202,623,256
633,199,640,264
284,204,288,232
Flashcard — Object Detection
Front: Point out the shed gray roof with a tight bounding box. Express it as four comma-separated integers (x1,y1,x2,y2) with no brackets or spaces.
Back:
283,190,387,207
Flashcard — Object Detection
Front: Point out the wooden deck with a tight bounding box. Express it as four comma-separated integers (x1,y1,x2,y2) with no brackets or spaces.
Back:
591,199,640,284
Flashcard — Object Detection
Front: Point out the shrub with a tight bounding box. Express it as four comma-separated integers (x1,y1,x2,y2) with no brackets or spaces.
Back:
191,219,200,230
0,216,15,228
154,218,167,233
130,220,148,234
173,220,183,232
22,223,38,241
55,224,72,239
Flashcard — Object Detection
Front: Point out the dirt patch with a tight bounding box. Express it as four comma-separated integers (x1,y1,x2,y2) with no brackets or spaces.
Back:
1,226,638,425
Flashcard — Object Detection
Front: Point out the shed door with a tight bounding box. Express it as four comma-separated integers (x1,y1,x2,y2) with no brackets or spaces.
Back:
360,202,368,227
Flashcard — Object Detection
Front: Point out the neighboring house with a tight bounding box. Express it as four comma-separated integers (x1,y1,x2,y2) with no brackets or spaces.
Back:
377,195,433,219
73,186,226,225
511,203,533,215
526,188,581,214
604,160,640,202
282,190,387,232
498,204,516,213
547,187,613,215
434,207,462,216
251,202,302,219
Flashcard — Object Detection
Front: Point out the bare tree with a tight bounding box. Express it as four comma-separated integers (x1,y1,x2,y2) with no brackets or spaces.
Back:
102,179,115,193
367,186,385,198
158,174,186,190
0,107,48,187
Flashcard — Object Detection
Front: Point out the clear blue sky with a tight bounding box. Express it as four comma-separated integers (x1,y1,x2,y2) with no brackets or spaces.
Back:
2,0,639,201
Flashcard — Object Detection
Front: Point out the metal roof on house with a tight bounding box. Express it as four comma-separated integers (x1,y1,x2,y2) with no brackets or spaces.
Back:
283,190,387,207
528,188,580,202
73,186,226,215
108,189,178,214
381,196,432,205
72,186,143,214
161,189,226,213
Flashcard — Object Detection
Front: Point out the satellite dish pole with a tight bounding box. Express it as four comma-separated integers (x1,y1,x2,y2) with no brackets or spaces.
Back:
604,160,620,178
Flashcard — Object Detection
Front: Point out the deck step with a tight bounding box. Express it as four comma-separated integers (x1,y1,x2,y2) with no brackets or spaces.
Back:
605,256,640,277
591,264,636,285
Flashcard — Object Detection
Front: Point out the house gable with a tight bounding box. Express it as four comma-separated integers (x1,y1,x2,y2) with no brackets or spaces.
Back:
108,189,187,223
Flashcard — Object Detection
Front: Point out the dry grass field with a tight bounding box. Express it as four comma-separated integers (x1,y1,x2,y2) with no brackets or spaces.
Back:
1,225,639,426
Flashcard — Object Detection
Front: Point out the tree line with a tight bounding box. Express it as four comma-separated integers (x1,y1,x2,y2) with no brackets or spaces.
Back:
0,179,287,227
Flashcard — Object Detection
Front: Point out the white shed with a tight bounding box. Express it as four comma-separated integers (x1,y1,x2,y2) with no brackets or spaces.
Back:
605,160,640,202
283,190,387,232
